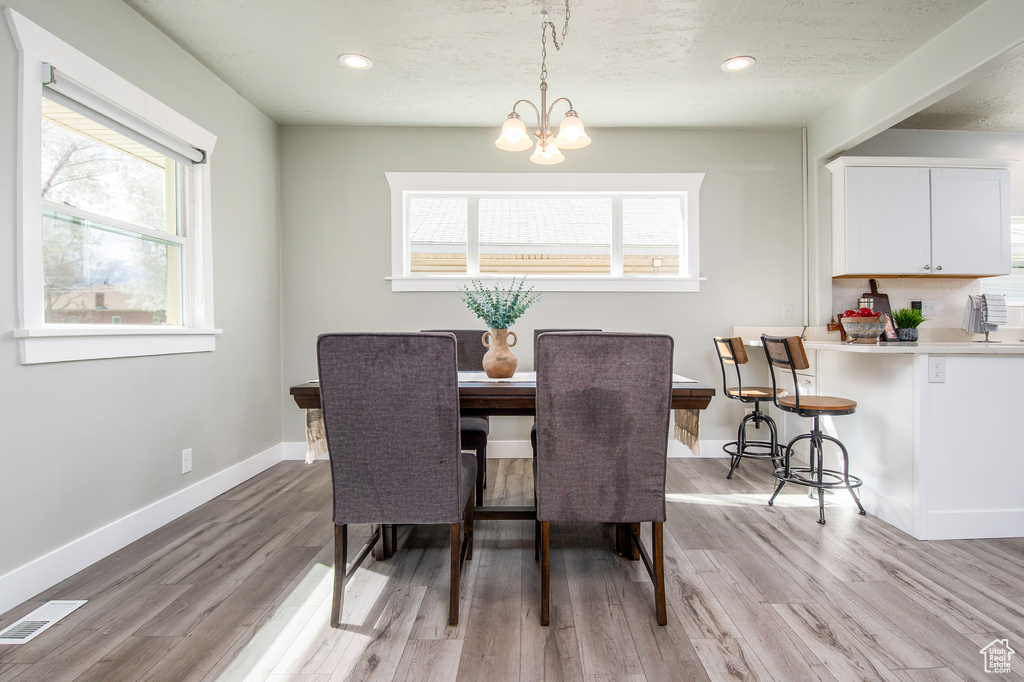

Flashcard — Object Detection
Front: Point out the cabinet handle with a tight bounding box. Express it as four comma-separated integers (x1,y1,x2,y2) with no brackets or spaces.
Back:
936,265,942,271
923,264,930,270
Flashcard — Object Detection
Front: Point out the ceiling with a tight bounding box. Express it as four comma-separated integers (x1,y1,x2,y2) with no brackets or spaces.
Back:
896,53,1024,133
123,0,988,128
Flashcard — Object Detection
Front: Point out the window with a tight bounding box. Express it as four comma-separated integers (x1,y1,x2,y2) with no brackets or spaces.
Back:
387,173,704,292
7,9,218,364
982,217,1024,305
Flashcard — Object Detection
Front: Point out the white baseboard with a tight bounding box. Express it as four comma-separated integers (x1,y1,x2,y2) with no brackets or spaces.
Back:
669,439,728,458
0,443,286,616
485,440,535,458
282,441,318,461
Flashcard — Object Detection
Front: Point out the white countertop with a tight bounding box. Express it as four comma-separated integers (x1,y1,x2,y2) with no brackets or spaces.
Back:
802,340,1024,355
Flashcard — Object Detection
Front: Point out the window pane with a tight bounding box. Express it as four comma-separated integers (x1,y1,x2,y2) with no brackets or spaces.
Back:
623,198,682,275
982,219,1024,304
41,97,178,234
409,197,467,273
43,210,182,325
478,197,611,275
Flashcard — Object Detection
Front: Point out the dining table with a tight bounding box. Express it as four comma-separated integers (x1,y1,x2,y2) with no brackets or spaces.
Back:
290,370,715,558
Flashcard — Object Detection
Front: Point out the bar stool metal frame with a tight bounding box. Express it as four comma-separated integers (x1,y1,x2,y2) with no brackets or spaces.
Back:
713,337,784,479
761,335,867,524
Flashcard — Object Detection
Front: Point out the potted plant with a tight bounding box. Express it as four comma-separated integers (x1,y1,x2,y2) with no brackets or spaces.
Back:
890,307,928,342
459,277,543,377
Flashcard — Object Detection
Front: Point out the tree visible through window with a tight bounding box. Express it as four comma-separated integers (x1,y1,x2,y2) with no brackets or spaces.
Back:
41,98,185,325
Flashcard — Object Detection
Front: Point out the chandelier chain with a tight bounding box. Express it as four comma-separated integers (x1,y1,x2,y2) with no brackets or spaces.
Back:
540,0,570,84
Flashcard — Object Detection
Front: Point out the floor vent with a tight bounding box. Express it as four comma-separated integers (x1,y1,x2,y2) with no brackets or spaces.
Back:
0,600,86,645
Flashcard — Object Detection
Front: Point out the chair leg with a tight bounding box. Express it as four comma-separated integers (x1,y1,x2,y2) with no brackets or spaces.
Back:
813,429,826,525
464,488,475,561
824,433,868,516
476,445,486,506
540,521,550,626
331,524,347,628
653,522,667,626
535,519,541,561
727,416,745,479
449,522,461,627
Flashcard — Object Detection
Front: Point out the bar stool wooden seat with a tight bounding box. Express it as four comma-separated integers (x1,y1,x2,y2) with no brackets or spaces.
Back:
713,337,787,479
761,335,867,524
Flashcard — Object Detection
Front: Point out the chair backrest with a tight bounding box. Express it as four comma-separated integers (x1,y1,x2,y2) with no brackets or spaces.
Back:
533,328,601,370
422,329,488,371
317,332,464,525
761,335,809,410
713,336,747,400
535,332,673,523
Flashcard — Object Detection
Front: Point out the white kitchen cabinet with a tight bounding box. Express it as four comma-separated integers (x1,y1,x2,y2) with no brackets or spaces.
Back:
827,157,1012,277
930,167,1009,275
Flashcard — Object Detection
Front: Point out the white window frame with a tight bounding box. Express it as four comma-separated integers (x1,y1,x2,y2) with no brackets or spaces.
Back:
6,9,220,364
385,172,705,292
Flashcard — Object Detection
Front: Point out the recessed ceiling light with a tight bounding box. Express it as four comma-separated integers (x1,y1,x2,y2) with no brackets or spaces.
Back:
721,56,755,72
339,53,372,70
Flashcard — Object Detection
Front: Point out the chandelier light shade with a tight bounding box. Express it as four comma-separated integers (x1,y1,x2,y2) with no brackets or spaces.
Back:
495,1,589,165
553,110,590,150
530,139,565,165
495,114,533,151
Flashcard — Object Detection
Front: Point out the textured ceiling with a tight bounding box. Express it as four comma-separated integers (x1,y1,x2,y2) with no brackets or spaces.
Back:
896,54,1024,133
123,0,987,127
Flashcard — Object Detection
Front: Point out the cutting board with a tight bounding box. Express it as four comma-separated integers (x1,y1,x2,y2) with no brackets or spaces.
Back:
862,279,890,318
862,279,891,341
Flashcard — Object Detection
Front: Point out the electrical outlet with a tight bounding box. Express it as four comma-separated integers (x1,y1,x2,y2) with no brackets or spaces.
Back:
921,300,938,318
928,357,945,383
181,448,193,474
783,303,793,320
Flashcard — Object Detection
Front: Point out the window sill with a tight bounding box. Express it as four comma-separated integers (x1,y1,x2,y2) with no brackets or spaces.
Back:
13,327,222,364
387,275,704,293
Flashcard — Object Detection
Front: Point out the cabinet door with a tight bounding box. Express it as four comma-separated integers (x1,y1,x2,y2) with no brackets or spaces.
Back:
845,167,932,275
930,168,1010,276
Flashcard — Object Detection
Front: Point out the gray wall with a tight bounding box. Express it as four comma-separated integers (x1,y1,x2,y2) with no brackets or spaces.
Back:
848,129,1024,215
0,1,282,575
279,126,804,443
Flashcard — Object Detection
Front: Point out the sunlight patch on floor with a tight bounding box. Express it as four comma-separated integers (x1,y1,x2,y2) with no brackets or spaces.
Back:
214,560,390,681
665,491,821,508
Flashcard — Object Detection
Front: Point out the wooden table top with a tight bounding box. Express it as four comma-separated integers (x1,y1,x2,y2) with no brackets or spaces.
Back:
290,371,715,415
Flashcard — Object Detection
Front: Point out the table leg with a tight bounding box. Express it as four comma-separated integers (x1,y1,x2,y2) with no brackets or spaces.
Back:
374,524,396,559
615,523,640,560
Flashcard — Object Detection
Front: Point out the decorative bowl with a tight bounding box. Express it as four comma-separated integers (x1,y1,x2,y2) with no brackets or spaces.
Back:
840,316,886,343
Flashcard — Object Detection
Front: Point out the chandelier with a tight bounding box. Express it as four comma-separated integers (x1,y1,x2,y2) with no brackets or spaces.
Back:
494,1,591,165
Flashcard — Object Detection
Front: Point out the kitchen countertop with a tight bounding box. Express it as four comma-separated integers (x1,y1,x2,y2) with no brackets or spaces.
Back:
802,340,1024,354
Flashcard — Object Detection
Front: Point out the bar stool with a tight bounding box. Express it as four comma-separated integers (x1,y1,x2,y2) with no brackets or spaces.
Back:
713,336,785,479
761,335,867,525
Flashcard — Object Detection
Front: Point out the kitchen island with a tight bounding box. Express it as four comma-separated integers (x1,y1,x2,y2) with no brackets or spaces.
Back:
801,340,1024,540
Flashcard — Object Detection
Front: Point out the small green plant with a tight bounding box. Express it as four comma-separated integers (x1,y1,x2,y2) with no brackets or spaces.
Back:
459,277,544,329
890,307,928,329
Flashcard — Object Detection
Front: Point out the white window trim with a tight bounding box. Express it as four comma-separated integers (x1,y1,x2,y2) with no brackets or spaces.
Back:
385,172,705,293
6,9,220,364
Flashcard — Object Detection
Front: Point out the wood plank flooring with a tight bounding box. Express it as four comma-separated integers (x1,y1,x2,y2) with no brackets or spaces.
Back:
2,458,1023,681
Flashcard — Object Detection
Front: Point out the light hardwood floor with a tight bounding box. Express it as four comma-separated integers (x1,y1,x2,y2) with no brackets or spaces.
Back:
2,458,1023,682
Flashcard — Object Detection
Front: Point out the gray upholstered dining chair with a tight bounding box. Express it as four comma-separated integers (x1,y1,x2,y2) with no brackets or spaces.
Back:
534,332,672,626
317,332,476,628
530,328,601,459
423,329,490,506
